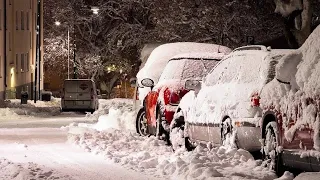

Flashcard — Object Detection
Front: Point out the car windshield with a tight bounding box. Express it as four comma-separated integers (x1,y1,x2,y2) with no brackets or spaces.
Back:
159,58,220,82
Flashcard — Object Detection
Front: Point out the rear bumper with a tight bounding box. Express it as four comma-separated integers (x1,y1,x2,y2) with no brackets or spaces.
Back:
61,108,95,112
61,100,95,110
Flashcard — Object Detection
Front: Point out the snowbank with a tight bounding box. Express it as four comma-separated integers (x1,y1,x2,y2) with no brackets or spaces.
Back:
63,98,136,131
0,98,61,119
293,172,320,180
0,158,72,180
68,127,276,180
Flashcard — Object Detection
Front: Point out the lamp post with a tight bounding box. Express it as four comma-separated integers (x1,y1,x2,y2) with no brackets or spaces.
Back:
55,21,70,79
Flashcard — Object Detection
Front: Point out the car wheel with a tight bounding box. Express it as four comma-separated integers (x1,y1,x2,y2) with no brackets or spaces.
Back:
221,117,238,149
170,111,195,151
136,108,148,136
156,109,171,145
262,122,284,176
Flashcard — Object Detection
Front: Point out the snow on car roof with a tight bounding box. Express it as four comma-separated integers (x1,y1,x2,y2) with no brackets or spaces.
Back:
136,42,232,86
169,52,226,60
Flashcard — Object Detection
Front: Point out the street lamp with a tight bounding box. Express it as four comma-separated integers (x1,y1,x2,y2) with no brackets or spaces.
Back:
55,21,70,79
91,6,99,15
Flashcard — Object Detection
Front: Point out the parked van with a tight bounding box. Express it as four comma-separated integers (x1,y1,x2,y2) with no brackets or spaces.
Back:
61,79,99,113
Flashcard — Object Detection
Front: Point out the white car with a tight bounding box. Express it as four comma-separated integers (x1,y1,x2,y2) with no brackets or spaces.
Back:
170,45,294,151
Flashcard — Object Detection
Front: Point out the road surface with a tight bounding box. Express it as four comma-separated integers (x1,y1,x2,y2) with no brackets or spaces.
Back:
0,113,160,180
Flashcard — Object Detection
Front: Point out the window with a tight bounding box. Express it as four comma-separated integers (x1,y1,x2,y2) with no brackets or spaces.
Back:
21,54,25,72
27,12,29,30
21,11,24,30
30,0,32,9
26,53,30,72
9,0,12,5
16,54,19,73
16,11,19,30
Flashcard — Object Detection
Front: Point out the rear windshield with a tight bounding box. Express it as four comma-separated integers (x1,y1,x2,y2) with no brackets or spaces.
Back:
159,58,220,82
64,80,92,92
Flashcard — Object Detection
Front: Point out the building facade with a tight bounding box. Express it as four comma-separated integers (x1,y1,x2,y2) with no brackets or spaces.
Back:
0,0,43,100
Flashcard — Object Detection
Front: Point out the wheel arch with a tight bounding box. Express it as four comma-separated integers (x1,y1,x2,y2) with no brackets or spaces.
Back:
262,111,278,138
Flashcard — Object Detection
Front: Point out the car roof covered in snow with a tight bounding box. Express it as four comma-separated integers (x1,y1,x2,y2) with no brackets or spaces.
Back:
136,42,232,86
169,52,226,61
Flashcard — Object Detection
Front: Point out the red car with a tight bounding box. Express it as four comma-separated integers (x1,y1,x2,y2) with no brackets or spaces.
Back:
136,53,225,144
260,26,320,175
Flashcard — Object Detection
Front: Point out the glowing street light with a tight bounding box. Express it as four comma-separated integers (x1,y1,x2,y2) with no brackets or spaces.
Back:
91,6,99,14
55,21,61,26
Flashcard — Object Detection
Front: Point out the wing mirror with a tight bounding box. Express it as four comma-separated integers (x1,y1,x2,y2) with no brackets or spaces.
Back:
141,78,154,88
185,80,201,91
129,78,137,88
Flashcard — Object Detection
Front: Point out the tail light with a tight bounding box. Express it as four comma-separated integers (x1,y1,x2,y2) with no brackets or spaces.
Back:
136,88,139,100
91,88,94,99
251,93,260,107
170,92,180,105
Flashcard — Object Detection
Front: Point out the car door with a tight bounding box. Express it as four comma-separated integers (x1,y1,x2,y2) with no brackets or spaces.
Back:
282,95,313,150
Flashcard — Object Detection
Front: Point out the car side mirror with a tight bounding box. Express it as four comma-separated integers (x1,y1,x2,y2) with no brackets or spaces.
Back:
141,78,154,88
130,78,137,88
185,80,201,91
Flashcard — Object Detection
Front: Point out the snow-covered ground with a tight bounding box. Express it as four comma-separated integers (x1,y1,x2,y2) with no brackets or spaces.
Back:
1,98,319,179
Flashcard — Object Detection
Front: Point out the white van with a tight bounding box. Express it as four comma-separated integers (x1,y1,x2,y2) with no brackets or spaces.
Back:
61,79,99,113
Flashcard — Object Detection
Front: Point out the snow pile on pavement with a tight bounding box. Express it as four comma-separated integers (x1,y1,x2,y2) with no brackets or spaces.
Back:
62,98,136,131
68,127,276,179
293,172,320,180
0,98,61,119
0,158,73,180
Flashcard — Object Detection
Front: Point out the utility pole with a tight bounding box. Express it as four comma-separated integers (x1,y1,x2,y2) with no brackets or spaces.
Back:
34,0,41,103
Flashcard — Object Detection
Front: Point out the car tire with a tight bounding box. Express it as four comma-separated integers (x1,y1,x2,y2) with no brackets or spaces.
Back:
221,117,238,149
262,121,284,176
136,108,148,136
156,109,171,145
170,111,195,151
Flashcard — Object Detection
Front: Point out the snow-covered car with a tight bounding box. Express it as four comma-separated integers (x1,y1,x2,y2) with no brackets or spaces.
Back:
259,26,320,175
137,52,228,144
135,43,232,137
170,45,294,151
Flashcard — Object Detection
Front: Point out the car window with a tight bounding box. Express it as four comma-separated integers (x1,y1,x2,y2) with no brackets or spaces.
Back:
206,52,269,86
159,58,220,82
205,55,241,86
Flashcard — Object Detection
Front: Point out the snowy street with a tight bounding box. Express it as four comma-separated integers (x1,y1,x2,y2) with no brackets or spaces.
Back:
0,103,159,180
0,99,318,180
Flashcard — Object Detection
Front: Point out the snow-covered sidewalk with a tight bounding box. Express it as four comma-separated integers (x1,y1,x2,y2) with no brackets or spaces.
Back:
65,99,278,179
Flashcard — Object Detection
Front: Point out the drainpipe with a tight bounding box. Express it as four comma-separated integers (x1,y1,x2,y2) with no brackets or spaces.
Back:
4,0,7,100
38,0,42,99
